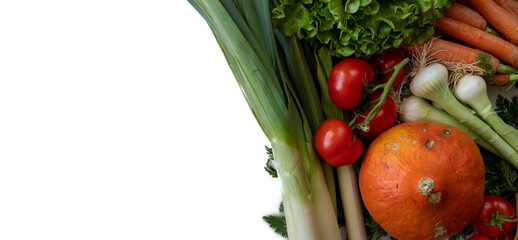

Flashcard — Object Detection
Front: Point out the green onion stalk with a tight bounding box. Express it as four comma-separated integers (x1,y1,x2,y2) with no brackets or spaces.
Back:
188,0,342,239
410,63,518,170
453,75,518,153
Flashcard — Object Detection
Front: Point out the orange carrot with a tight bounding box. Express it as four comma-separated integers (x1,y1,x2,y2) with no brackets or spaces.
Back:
457,0,473,6
493,0,518,17
435,17,518,68
492,73,510,85
402,38,500,73
507,0,518,15
444,2,487,30
468,0,518,45
494,0,507,6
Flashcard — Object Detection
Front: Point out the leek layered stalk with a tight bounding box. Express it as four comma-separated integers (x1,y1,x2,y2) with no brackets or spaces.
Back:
189,0,342,239
410,63,518,169
312,47,367,240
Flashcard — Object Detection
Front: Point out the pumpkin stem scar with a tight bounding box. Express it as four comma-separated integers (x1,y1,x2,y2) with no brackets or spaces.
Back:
418,177,435,195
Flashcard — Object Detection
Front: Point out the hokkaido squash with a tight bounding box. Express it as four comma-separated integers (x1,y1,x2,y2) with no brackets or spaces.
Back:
359,122,485,240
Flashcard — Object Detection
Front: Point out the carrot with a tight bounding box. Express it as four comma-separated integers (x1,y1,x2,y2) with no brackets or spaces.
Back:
444,2,487,30
492,73,511,85
468,0,518,45
402,38,500,73
435,17,518,68
457,0,473,7
493,0,518,17
492,73,518,85
507,0,518,16
494,0,507,6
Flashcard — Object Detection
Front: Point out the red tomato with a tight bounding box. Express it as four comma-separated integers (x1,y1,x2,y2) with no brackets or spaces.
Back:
328,58,375,110
504,233,515,240
344,136,363,165
472,196,517,240
509,195,516,213
314,118,363,167
352,91,398,139
469,235,492,240
370,50,406,89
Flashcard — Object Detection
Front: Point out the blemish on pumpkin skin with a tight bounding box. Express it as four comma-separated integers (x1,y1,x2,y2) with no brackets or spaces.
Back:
433,221,447,238
384,139,400,154
443,130,451,135
381,162,390,169
425,139,435,149
433,130,443,137
422,128,428,132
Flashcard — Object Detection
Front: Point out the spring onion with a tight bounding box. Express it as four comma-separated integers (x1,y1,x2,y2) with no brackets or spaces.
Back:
400,95,502,158
409,63,518,169
453,75,518,152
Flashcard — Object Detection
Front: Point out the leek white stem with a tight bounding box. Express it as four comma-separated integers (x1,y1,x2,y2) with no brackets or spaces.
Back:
454,75,518,153
287,54,341,240
337,166,367,240
306,143,341,240
410,63,518,169
400,96,503,157
272,139,321,240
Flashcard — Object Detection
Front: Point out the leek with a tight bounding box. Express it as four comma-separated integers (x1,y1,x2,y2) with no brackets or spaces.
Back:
275,32,339,223
454,75,518,153
189,0,343,239
400,95,503,158
310,46,368,240
410,63,518,169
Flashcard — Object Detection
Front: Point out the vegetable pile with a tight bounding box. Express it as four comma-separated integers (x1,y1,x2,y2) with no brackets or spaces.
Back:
188,0,518,239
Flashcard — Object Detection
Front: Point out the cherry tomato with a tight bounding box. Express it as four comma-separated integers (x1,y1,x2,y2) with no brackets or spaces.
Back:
509,195,516,213
314,118,363,167
343,136,363,165
328,58,375,110
472,196,517,240
469,235,492,240
370,50,406,89
504,233,515,240
351,91,398,139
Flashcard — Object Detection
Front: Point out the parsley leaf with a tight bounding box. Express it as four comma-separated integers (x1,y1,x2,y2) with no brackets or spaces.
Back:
264,146,278,178
483,149,518,198
476,53,495,84
495,95,518,128
448,226,472,240
263,202,287,239
483,95,518,198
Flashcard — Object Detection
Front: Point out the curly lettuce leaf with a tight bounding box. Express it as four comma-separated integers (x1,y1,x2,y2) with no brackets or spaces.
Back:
273,0,453,57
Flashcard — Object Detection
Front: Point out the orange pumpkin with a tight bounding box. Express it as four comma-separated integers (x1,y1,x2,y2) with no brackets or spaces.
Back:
359,122,485,240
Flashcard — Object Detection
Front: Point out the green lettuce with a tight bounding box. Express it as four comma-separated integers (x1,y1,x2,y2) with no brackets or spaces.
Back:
273,0,454,57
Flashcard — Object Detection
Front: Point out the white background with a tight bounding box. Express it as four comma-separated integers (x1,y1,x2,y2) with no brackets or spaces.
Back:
0,1,285,239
